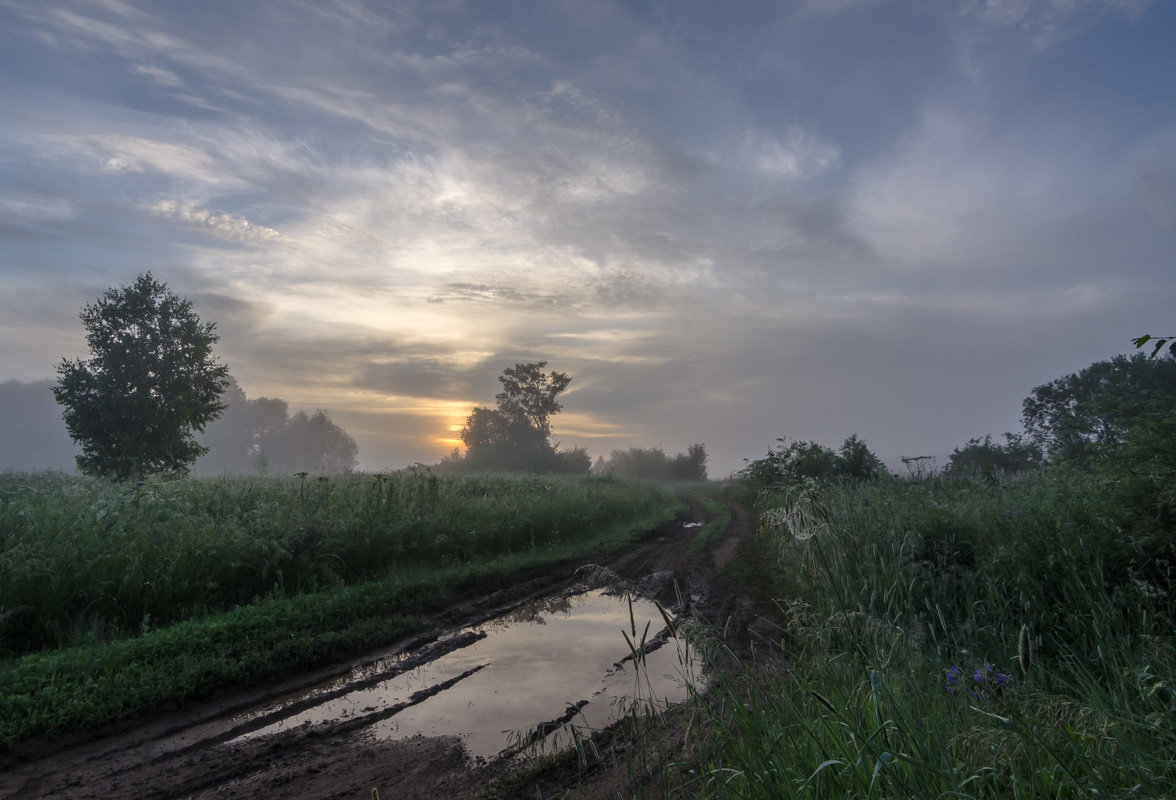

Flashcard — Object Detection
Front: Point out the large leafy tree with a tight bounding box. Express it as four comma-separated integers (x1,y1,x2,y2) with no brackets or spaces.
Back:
53,272,230,479
1022,352,1176,463
459,362,576,471
494,361,572,440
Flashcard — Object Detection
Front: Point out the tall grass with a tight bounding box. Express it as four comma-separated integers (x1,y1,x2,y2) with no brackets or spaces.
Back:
689,473,1176,798
0,469,676,655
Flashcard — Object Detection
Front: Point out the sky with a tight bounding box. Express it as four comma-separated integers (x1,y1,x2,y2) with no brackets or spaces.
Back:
1,0,1174,477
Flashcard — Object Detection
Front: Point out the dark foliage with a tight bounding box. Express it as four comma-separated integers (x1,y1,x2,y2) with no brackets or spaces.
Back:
53,273,229,479
1022,352,1176,464
740,435,887,486
456,362,585,473
945,433,1043,477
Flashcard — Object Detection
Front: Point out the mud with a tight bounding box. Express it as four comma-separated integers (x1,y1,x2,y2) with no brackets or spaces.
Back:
0,495,751,800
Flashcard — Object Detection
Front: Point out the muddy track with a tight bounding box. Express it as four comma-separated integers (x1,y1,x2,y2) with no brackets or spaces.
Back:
0,494,752,800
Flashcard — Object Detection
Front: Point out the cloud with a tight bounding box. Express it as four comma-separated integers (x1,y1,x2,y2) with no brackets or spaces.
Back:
959,0,1154,49
146,200,282,243
57,133,241,189
130,62,182,88
737,127,842,180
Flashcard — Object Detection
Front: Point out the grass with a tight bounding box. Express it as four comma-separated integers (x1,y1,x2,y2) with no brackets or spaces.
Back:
0,469,677,654
683,472,1176,799
0,469,683,746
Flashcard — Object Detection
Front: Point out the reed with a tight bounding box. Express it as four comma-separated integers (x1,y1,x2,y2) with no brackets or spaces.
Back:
686,472,1176,798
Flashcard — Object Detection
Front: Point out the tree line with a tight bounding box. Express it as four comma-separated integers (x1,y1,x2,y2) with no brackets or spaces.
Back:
739,349,1176,486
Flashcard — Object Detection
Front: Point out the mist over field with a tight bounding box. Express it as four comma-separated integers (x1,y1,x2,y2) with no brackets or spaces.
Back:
2,1,1174,476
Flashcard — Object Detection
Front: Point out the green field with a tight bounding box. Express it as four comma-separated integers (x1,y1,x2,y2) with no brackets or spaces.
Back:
687,470,1176,799
0,469,683,745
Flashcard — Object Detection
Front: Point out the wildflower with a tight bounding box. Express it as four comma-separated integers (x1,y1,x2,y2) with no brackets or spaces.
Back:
945,666,963,693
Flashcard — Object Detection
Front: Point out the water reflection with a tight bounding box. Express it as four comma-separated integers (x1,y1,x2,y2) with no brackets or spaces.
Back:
235,589,701,760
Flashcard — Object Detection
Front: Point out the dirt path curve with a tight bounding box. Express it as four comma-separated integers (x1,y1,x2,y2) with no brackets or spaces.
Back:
1,493,751,800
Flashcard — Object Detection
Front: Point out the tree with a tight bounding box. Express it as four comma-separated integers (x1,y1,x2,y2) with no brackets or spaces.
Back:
1133,333,1176,359
262,410,358,474
1022,352,1176,463
53,273,229,479
494,361,572,440
458,362,577,472
194,378,358,475
739,438,838,486
945,433,1043,477
670,443,709,481
602,444,708,481
834,434,887,479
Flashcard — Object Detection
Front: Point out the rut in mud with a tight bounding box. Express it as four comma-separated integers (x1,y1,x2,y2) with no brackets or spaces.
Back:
0,495,751,800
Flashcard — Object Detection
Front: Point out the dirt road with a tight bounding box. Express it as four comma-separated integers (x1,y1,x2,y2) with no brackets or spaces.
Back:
1,496,751,800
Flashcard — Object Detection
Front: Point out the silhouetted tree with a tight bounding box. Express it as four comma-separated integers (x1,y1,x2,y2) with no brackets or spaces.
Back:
740,438,847,486
834,434,887,479
1022,352,1176,463
458,362,582,472
495,361,571,440
53,273,229,479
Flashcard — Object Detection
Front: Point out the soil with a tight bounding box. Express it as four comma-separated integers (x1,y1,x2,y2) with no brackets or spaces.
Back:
0,495,756,800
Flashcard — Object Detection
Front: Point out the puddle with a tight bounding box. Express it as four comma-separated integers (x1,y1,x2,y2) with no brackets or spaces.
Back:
234,589,702,759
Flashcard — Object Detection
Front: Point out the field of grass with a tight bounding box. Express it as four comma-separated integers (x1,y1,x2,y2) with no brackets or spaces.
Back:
0,469,683,745
686,472,1175,798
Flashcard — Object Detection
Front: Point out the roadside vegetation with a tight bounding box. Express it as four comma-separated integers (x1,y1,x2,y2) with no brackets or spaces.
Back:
0,470,682,745
679,350,1176,799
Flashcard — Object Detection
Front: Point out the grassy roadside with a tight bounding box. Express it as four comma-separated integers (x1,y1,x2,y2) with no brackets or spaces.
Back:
0,472,683,747
682,473,1176,799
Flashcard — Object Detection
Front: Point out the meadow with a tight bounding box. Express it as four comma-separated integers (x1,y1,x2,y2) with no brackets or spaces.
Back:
685,470,1176,799
0,469,682,744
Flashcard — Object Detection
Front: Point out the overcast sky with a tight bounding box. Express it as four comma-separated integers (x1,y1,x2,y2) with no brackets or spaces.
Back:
2,0,1174,476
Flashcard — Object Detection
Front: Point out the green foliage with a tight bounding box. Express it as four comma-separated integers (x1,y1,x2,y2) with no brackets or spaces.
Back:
835,434,887,480
1022,351,1176,464
945,432,1043,478
458,362,585,473
1133,333,1176,359
690,469,1176,798
0,470,676,656
0,471,681,744
739,435,886,486
0,482,683,747
598,443,708,481
53,273,230,480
